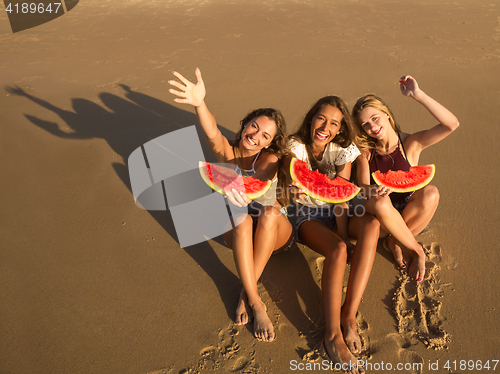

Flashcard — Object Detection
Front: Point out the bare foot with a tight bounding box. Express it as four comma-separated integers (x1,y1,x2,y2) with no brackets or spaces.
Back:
408,245,426,281
385,236,410,269
341,318,362,354
324,334,365,374
235,289,252,325
251,300,275,342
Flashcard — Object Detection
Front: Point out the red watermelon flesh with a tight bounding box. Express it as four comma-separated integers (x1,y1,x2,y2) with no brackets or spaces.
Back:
199,161,272,199
290,158,360,203
372,164,435,193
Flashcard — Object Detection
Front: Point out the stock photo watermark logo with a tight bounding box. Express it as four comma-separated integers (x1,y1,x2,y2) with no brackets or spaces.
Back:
128,126,246,248
3,0,78,33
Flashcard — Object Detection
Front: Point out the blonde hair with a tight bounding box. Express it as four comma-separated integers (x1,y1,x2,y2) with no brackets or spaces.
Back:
351,94,401,151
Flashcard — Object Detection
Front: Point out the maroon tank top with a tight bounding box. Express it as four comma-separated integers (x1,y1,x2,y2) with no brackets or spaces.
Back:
369,133,412,203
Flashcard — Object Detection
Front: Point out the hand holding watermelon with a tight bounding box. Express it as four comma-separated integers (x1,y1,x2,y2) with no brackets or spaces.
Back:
375,184,391,197
199,161,273,207
224,185,252,208
358,184,390,199
288,181,307,202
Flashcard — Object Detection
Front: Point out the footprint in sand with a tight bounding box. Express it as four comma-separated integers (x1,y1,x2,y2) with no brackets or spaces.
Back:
368,334,424,374
301,311,371,364
146,366,175,374
393,243,450,349
180,323,260,373
355,313,371,360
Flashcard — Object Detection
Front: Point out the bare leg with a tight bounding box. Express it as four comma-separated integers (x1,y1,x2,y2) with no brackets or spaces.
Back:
253,205,293,278
340,214,380,354
364,196,426,281
235,288,252,325
250,206,292,341
225,213,261,328
384,235,410,269
401,185,440,236
223,206,293,341
384,185,440,269
299,220,363,374
224,218,253,326
381,185,440,275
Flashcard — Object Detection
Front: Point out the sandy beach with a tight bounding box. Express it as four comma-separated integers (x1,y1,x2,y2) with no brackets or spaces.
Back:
1,0,499,372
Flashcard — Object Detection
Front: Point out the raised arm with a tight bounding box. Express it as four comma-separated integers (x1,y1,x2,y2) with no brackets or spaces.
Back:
169,69,229,160
399,75,459,152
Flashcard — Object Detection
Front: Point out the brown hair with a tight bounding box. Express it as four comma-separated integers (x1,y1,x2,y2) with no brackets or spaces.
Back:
351,94,401,151
289,95,355,171
234,108,290,207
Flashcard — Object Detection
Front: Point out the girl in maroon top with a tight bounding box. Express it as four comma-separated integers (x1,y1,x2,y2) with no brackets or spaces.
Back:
351,75,459,282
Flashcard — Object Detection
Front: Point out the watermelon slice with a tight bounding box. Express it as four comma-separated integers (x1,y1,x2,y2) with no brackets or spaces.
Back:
199,161,273,200
372,164,435,193
289,158,360,203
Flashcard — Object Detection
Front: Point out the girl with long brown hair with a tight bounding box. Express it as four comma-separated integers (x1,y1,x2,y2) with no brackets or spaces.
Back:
169,69,293,342
287,96,378,374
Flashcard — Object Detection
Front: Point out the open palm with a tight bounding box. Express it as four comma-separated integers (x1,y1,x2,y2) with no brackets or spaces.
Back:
169,68,206,107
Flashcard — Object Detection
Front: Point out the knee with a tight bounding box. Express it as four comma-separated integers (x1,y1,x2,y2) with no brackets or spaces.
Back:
257,206,279,226
325,241,347,261
366,195,393,215
423,185,440,207
363,215,381,234
421,185,439,209
233,214,253,233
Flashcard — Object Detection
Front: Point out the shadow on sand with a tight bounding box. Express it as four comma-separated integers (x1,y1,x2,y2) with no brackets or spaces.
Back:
5,84,323,354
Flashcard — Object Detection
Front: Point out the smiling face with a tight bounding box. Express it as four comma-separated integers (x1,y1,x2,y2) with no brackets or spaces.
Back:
357,106,392,140
240,115,277,150
310,104,343,147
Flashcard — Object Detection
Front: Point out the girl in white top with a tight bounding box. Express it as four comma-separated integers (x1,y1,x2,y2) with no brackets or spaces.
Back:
288,140,360,209
169,69,293,342
287,96,378,374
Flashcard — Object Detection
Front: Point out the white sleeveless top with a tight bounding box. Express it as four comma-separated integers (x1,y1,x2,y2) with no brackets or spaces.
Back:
287,139,360,208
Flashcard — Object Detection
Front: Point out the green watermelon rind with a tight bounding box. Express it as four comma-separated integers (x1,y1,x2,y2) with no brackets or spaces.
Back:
372,164,436,193
199,161,273,200
199,161,224,195
290,157,361,204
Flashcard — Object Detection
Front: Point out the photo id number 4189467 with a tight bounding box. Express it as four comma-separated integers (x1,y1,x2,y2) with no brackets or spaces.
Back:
5,3,63,14
439,360,499,371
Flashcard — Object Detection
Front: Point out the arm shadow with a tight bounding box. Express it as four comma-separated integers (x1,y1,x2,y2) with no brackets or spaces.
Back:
7,83,325,340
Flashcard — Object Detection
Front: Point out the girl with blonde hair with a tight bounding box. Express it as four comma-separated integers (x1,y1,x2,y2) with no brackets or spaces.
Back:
351,75,459,282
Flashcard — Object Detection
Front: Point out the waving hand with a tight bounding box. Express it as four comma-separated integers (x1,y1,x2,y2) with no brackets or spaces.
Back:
169,68,206,107
399,75,420,98
168,68,231,160
398,75,459,153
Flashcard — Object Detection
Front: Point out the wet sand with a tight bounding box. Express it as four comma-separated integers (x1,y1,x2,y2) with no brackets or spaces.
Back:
1,0,499,372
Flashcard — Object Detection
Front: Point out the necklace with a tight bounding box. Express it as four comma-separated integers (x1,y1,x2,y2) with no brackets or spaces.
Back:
375,137,401,169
